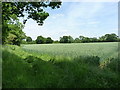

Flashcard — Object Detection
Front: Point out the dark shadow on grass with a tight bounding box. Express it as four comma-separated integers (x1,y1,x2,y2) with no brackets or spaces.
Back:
73,56,100,66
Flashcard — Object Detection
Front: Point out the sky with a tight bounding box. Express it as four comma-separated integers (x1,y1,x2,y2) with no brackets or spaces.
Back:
19,1,118,40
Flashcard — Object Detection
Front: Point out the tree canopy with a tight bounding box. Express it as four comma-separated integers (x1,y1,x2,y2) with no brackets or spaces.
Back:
36,36,46,44
46,37,53,44
59,34,119,44
2,1,62,25
26,36,32,42
99,33,118,42
2,1,62,45
3,19,26,45
60,36,74,43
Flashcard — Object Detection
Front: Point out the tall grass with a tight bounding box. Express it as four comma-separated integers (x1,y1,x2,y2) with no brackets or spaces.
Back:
2,44,120,88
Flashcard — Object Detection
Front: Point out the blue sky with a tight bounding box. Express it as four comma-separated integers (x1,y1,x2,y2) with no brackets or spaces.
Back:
20,2,118,40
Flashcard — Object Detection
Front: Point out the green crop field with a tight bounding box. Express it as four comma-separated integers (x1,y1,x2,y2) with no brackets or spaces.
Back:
22,42,118,64
2,42,120,88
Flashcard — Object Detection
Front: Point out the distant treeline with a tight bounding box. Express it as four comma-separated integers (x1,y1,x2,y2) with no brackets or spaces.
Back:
22,33,120,44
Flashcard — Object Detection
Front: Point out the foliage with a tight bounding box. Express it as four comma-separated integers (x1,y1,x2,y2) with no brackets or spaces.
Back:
2,1,61,25
46,37,53,44
99,33,118,42
36,36,53,44
36,36,46,44
58,33,119,43
90,37,98,42
4,19,26,46
22,33,120,44
74,38,81,43
60,36,74,43
2,1,62,44
26,36,32,42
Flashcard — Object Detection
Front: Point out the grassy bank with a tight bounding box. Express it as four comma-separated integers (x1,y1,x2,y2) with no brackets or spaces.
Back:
2,44,120,88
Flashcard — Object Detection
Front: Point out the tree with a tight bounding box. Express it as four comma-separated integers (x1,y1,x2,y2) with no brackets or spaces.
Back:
82,37,90,43
79,36,85,41
59,36,75,43
105,33,118,42
60,36,74,43
4,20,26,46
68,36,74,43
2,1,62,44
74,38,80,43
46,37,53,44
90,37,98,42
79,36,91,43
5,33,17,45
99,36,106,42
26,36,32,42
2,1,61,25
36,36,46,44
99,33,118,42
59,37,64,43
60,36,69,43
